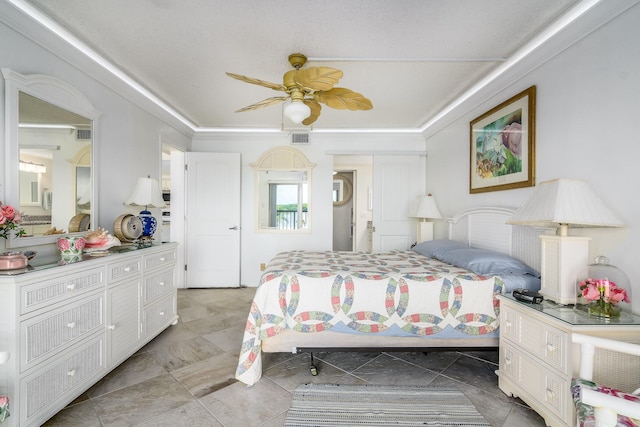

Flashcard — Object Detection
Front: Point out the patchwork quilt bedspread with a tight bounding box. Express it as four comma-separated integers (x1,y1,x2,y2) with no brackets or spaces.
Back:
236,250,505,386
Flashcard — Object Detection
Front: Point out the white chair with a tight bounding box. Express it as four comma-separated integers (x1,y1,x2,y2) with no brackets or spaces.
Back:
572,333,640,427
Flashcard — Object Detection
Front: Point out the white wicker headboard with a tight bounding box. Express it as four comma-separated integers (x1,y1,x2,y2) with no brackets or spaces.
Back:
448,206,542,272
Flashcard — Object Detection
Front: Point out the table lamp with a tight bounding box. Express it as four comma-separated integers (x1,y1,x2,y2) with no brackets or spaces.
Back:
125,176,165,241
507,178,624,304
410,194,443,243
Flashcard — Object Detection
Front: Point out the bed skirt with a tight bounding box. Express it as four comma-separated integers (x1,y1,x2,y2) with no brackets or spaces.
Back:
261,329,499,353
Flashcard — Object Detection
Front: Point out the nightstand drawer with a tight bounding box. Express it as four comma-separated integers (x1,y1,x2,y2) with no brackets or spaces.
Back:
502,301,568,374
502,341,568,421
21,293,105,372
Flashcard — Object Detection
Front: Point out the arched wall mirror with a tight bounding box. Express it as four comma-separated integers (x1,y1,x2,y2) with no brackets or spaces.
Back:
333,173,353,206
251,146,315,233
2,69,100,248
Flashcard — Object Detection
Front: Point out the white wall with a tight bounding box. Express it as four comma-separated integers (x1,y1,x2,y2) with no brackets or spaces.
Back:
0,17,191,257
192,133,425,285
425,4,640,312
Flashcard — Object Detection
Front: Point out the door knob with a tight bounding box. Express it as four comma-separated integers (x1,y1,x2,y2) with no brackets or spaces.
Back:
229,226,239,230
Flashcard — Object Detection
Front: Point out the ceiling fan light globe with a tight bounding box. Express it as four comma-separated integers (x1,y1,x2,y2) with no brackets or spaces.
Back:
284,101,311,124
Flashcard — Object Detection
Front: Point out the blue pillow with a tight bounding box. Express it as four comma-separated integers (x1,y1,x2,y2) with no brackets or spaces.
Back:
412,240,469,259
437,248,540,277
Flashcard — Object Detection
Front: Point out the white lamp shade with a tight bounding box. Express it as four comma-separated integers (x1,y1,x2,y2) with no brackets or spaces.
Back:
284,101,311,124
125,177,165,208
508,178,623,230
411,194,443,219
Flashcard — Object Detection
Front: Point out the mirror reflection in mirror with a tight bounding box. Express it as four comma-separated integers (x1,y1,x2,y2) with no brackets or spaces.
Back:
18,91,92,237
333,173,353,206
257,170,308,230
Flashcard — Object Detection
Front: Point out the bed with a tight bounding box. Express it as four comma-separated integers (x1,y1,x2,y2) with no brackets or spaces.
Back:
236,207,543,386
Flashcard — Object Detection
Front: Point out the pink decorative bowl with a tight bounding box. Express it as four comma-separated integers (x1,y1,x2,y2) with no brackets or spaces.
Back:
0,252,28,270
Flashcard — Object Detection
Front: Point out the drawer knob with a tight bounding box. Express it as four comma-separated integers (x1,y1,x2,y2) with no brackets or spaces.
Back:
67,369,76,377
124,267,131,272
505,320,512,327
159,257,166,262
546,344,556,352
545,389,555,400
67,321,76,329
159,281,165,286
159,311,165,316
67,284,76,290
108,324,116,330
504,358,511,366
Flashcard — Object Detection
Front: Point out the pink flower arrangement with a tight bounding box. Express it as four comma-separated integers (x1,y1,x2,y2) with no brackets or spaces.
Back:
0,202,26,239
579,278,630,305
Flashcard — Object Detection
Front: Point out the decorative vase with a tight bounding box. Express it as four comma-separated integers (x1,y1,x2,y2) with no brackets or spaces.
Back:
575,256,631,316
588,300,621,318
138,210,157,238
57,236,86,257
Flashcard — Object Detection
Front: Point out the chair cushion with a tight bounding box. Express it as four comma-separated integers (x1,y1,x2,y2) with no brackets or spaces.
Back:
571,377,640,426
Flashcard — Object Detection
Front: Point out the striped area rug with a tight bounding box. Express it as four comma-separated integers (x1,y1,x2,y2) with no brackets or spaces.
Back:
284,383,490,426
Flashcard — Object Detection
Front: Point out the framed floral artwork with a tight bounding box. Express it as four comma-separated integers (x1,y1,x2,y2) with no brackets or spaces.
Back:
470,86,536,193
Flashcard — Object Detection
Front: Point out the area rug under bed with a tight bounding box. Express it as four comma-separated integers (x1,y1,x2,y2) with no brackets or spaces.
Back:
284,383,490,426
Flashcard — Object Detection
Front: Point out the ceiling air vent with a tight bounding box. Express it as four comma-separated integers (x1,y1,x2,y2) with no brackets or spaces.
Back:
290,132,310,145
76,129,92,140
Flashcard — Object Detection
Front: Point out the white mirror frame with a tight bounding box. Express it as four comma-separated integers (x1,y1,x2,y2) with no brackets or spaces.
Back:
2,68,101,248
250,146,315,233
333,173,353,206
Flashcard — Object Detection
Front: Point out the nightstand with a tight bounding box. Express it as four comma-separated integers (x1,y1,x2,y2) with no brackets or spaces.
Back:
497,294,640,427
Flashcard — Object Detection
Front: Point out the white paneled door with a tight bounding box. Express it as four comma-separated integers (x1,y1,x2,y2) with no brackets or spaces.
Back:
186,153,241,287
371,155,422,252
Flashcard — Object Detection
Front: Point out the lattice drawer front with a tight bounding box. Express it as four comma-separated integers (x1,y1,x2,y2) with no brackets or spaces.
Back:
543,371,568,420
21,266,105,314
500,343,519,379
22,337,104,421
541,326,567,373
500,306,518,342
144,250,176,270
143,269,175,304
143,294,176,338
108,258,142,282
22,295,104,370
518,312,568,374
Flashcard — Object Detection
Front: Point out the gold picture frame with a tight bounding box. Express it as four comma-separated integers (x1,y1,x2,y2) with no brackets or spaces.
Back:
470,86,536,193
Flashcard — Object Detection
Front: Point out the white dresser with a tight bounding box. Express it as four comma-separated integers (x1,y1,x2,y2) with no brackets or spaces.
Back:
0,242,178,426
497,294,640,427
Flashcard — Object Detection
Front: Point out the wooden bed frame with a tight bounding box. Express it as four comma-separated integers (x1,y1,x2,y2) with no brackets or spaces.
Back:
261,206,543,355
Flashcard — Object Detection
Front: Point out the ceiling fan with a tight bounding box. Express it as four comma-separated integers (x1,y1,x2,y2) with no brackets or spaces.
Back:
226,53,373,126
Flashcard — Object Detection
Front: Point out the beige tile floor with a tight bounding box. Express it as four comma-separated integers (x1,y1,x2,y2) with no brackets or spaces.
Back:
43,287,546,426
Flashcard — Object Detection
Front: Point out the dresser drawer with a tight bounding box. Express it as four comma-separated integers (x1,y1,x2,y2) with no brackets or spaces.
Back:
20,335,105,424
20,266,105,315
143,269,175,304
108,257,142,283
144,248,176,271
143,293,177,339
21,293,105,372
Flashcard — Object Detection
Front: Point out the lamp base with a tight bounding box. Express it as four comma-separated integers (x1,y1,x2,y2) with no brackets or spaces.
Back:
539,235,590,305
138,210,158,238
416,221,435,243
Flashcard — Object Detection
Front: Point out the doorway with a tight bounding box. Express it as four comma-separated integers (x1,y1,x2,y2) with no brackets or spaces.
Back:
333,171,354,251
